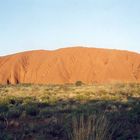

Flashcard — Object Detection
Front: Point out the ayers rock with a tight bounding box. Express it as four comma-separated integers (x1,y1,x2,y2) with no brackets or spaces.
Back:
0,47,140,84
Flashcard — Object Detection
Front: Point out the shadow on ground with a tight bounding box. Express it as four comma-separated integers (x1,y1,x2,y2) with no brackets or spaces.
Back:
0,95,139,140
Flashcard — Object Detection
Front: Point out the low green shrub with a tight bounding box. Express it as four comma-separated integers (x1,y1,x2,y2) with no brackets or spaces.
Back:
7,108,21,119
25,105,39,116
0,104,9,112
40,109,53,118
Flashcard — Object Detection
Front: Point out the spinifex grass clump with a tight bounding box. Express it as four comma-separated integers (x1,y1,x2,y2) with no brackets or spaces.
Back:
70,113,113,140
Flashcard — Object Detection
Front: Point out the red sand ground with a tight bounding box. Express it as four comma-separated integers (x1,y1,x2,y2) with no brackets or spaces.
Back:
0,47,140,84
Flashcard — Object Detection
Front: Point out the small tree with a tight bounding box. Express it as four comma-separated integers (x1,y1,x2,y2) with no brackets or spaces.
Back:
75,81,83,86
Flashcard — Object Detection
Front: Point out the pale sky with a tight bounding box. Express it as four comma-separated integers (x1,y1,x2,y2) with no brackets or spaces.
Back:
0,0,140,56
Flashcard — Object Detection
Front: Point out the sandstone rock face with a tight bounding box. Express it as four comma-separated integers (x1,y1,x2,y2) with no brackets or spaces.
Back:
0,47,140,84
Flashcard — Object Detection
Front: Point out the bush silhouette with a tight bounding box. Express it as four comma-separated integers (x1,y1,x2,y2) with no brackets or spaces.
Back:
75,81,83,86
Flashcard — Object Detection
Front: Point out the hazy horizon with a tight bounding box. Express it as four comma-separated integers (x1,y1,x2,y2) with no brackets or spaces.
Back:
0,0,140,55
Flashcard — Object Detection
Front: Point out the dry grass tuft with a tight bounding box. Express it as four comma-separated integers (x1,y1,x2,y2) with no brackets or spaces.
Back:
71,113,113,140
